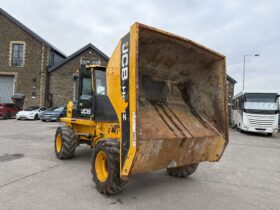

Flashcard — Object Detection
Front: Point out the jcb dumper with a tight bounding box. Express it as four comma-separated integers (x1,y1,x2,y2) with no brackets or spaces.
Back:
54,23,228,194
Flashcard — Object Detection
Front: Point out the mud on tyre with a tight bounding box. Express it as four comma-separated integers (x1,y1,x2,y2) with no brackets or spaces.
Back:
55,126,77,159
91,139,128,195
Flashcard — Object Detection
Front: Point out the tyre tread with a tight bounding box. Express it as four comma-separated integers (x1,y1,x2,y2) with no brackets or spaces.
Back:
55,126,77,159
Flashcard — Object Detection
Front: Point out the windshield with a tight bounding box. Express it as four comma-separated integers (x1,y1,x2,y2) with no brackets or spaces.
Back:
53,107,64,112
95,70,106,95
244,93,278,114
48,107,63,112
245,93,277,103
48,106,59,111
24,106,39,111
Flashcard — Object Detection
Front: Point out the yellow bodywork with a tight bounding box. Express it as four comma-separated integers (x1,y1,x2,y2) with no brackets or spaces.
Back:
61,116,120,146
60,22,229,179
55,133,62,153
95,151,108,182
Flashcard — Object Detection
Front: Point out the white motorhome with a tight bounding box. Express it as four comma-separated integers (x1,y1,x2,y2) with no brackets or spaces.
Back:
231,90,279,136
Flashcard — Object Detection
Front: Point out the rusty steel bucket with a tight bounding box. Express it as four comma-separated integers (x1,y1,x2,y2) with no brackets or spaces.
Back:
107,23,228,176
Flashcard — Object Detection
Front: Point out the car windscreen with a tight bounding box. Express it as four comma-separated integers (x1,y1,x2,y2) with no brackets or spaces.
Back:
48,107,59,111
24,106,39,111
53,107,64,112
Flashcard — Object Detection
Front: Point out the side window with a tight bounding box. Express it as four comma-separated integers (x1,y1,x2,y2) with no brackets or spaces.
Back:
81,59,90,65
232,99,235,109
80,77,93,101
40,107,47,111
11,42,25,67
236,99,239,110
236,96,244,110
95,70,106,95
7,104,15,108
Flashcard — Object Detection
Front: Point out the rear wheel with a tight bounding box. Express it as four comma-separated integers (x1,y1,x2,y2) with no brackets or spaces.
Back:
91,140,128,195
4,112,11,119
167,163,199,177
54,126,77,159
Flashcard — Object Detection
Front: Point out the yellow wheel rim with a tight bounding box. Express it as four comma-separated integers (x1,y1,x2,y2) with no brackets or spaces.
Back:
56,133,62,153
95,151,108,182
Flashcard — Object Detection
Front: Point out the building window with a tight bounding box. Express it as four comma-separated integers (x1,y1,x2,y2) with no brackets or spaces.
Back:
11,43,24,67
32,92,36,98
81,58,100,65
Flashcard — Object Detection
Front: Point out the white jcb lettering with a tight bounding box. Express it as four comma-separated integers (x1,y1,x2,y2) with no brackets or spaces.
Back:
122,42,128,54
121,86,126,97
122,54,128,68
122,112,127,121
122,66,128,80
121,39,129,100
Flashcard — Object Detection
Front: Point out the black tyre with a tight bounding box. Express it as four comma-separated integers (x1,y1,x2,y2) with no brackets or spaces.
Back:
267,133,273,137
54,126,77,159
167,163,199,177
41,119,46,122
34,114,39,120
4,112,11,119
91,140,128,195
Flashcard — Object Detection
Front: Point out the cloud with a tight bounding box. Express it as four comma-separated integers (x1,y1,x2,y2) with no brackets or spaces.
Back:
1,0,280,94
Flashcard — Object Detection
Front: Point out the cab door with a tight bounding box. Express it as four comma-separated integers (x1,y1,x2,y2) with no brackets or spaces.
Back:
77,66,94,118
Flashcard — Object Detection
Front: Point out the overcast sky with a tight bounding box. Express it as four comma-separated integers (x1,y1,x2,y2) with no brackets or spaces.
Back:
1,0,279,94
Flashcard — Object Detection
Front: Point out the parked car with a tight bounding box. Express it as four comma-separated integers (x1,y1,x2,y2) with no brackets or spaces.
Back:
16,106,47,120
0,103,21,119
40,106,66,122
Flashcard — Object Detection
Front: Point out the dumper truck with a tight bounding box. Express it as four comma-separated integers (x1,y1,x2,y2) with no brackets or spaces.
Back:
54,23,228,194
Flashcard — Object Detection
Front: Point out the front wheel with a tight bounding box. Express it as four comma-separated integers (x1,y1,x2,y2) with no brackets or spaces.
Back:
54,126,77,159
167,163,199,177
34,114,39,120
267,133,273,137
91,140,128,195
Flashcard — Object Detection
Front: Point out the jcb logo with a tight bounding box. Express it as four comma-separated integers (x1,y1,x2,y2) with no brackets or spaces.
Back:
120,34,129,102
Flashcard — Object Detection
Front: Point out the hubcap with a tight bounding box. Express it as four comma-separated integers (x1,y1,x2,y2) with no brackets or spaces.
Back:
56,133,62,153
95,151,108,182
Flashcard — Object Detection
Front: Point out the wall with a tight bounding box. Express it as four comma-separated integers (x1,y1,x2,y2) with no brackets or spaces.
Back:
0,13,49,107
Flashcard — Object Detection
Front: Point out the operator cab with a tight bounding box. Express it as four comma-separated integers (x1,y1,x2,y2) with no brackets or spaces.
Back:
74,65,117,122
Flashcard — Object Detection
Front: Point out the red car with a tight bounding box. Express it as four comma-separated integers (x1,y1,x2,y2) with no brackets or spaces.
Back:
0,103,21,119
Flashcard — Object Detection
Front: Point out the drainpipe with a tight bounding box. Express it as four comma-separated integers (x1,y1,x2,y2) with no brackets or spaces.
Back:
45,65,51,107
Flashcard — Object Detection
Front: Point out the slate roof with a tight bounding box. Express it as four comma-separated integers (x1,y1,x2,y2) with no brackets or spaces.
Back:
49,43,109,72
227,75,237,84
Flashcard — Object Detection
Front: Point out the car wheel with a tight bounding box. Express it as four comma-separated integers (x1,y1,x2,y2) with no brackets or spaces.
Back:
4,112,11,119
34,114,39,120
41,119,46,122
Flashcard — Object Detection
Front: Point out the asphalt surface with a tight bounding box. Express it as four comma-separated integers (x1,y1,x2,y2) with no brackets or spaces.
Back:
0,119,280,210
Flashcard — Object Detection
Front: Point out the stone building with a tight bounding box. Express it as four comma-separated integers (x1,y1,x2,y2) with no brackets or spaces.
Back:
48,44,109,106
0,8,66,107
227,75,237,123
